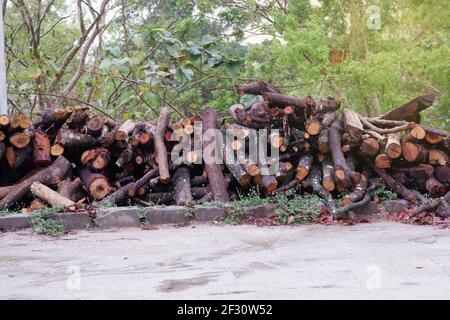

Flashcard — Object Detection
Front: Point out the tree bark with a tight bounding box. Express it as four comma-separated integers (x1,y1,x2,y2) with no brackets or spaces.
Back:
155,107,171,183
31,181,75,207
173,166,193,206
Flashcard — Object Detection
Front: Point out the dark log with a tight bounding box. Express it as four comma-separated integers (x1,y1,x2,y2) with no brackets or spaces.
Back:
77,166,111,200
57,177,83,202
67,107,89,131
428,149,448,166
236,81,280,96
311,97,340,115
329,120,361,189
435,166,450,184
0,156,72,209
32,131,51,167
116,144,133,168
57,128,97,149
342,108,364,139
173,166,193,206
262,92,314,109
100,124,119,147
155,107,171,183
380,94,435,123
370,164,418,203
202,107,229,202
295,154,314,181
411,191,450,217
302,166,336,214
343,174,368,205
0,141,5,161
224,146,251,187
425,176,446,197
127,167,159,197
96,182,134,207
86,116,105,136
5,145,32,170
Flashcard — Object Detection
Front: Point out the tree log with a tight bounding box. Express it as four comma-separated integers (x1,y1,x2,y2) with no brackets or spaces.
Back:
375,153,392,169
385,133,402,159
235,81,280,95
202,107,229,202
302,166,336,214
295,154,314,181
57,177,83,202
58,128,97,149
77,166,110,200
115,119,136,141
360,137,380,156
402,141,429,163
127,167,159,197
155,107,171,183
428,149,449,166
32,131,51,167
0,156,72,209
343,108,364,139
173,166,193,206
30,181,75,207
321,157,335,192
370,164,417,203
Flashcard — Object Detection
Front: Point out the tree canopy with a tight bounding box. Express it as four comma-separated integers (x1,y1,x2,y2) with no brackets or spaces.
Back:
3,0,449,129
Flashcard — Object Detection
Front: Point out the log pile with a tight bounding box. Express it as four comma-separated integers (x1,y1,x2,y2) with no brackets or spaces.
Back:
0,82,448,219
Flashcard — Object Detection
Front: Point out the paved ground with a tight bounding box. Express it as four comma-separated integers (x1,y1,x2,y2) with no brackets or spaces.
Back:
1,222,450,299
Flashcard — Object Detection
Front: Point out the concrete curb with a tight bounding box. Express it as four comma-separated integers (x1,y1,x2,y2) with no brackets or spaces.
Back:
0,200,385,232
0,211,91,232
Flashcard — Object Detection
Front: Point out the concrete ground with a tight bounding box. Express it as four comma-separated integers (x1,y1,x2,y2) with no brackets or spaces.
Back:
1,222,450,299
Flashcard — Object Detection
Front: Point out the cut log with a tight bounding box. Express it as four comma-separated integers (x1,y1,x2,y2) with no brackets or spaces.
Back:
10,114,31,129
0,156,72,209
435,166,450,184
385,133,402,159
321,157,335,192
401,141,429,163
50,144,64,156
32,131,51,167
262,175,278,192
428,149,449,166
342,108,364,139
9,132,31,148
0,141,5,161
155,107,171,183
408,125,426,140
411,191,450,217
77,166,111,200
317,129,330,154
360,137,380,156
81,147,111,171
115,119,136,141
0,114,9,128
30,181,75,207
342,175,368,205
375,153,392,169
86,116,105,136
202,107,229,202
5,145,32,170
305,117,322,136
173,166,193,206
295,154,314,181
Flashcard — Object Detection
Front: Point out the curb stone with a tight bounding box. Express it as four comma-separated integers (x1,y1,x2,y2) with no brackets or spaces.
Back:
244,204,278,218
95,207,141,228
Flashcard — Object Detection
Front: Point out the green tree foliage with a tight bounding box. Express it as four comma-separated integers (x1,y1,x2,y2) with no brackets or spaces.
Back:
3,0,449,129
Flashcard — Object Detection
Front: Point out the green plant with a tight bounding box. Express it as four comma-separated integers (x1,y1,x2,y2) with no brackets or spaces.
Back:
138,207,149,224
0,209,21,217
30,207,66,237
370,187,398,201
274,194,323,224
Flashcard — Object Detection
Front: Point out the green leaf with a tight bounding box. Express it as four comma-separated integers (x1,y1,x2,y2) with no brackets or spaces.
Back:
176,65,194,84
240,94,263,107
143,92,162,107
225,61,240,83
186,41,202,55
166,42,184,58
200,35,216,46
207,53,222,67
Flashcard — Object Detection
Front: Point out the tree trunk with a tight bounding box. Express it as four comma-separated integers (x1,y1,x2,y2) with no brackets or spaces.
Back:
173,166,193,206
0,156,72,209
155,107,171,183
202,107,229,202
30,181,75,207
77,166,110,200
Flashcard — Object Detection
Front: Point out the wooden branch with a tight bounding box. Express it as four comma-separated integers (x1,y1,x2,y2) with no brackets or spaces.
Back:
31,181,75,207
155,107,171,183
202,107,229,202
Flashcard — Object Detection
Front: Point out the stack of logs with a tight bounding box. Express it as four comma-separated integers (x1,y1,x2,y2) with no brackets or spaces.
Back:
0,81,449,218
